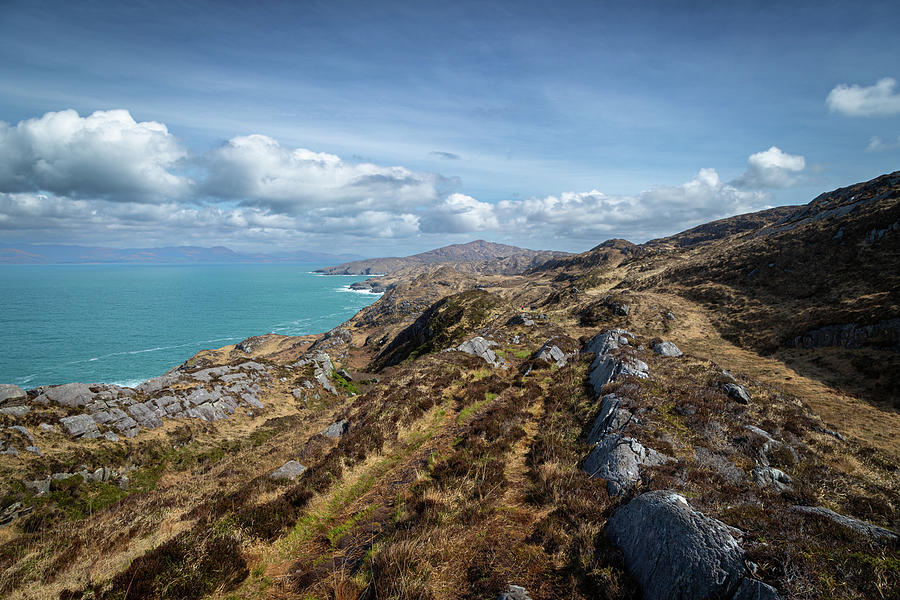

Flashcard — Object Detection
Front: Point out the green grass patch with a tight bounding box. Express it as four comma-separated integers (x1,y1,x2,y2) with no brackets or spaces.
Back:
457,392,498,425
332,370,360,395
513,349,531,359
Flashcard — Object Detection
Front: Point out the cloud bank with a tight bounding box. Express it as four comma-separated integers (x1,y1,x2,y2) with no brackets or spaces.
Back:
827,77,900,117
0,109,806,252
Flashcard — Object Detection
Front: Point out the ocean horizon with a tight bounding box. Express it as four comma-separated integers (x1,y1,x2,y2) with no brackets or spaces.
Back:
0,263,380,389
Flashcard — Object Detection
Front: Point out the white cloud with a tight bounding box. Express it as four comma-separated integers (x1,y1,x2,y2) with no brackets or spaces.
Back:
201,134,440,214
732,146,805,188
491,168,769,242
0,108,799,252
0,109,189,201
420,193,499,233
826,77,900,117
866,135,900,152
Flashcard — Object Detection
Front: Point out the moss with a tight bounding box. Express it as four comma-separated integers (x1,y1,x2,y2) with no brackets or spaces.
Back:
332,370,360,395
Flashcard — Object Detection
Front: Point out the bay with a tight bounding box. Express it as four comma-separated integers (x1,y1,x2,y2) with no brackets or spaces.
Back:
0,264,379,389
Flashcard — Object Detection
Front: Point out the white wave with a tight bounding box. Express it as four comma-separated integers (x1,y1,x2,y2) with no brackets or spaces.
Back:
336,285,383,296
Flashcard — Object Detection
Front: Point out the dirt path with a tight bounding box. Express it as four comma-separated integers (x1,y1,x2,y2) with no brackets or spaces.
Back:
640,291,900,457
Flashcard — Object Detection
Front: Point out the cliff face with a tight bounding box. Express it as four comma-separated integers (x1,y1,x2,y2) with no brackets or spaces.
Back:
1,174,898,600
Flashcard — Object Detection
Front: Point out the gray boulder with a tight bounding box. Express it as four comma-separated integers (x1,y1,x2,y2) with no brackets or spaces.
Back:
269,460,307,481
454,336,505,368
652,341,683,357
127,403,163,429
0,384,26,405
38,383,94,407
607,490,780,600
723,383,751,404
588,355,649,396
320,419,350,439
586,394,634,444
583,435,673,496
791,506,899,543
59,414,101,439
24,477,51,495
535,342,568,367
752,466,793,491
0,406,30,417
584,330,649,396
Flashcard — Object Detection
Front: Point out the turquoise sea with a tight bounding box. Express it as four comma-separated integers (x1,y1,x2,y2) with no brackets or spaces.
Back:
0,264,380,389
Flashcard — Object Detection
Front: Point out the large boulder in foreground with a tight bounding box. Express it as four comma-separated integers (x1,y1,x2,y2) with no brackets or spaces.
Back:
607,490,780,600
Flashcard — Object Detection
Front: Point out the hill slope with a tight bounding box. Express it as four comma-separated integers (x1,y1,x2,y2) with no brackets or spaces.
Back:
315,239,570,275
0,173,897,600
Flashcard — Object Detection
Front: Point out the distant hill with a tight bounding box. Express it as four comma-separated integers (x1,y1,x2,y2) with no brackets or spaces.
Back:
0,244,363,264
315,239,570,275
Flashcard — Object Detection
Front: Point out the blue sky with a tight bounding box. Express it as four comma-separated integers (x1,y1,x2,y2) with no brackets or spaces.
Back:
1,0,898,255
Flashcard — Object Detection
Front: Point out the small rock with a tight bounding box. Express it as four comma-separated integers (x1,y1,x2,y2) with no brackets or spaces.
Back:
103,431,120,442
269,460,307,481
723,383,751,404
0,446,18,457
39,423,55,432
24,445,41,455
791,506,899,543
320,419,350,439
752,466,793,491
652,341,683,357
337,368,354,381
664,311,676,321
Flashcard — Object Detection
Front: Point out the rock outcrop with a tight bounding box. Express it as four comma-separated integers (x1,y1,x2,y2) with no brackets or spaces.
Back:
584,329,649,396
585,393,634,444
269,460,307,481
607,490,780,600
790,506,899,543
0,384,26,405
452,336,505,368
583,434,672,496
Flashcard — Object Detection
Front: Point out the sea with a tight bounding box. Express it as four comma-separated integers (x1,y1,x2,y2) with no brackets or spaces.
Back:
0,264,381,390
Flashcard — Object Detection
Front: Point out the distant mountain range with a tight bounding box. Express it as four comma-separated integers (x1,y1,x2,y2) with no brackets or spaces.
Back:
0,244,363,265
315,239,571,275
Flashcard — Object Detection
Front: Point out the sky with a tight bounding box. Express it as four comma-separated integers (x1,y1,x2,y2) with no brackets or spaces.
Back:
0,0,898,256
